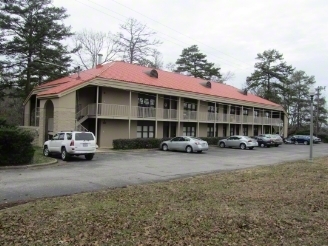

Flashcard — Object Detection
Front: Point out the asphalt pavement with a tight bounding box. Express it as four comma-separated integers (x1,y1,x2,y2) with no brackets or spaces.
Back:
1,144,327,205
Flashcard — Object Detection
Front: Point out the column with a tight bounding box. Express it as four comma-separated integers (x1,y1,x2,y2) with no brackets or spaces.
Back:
95,86,99,145
128,91,131,139
178,97,181,135
155,94,158,138
197,99,200,136
227,105,231,136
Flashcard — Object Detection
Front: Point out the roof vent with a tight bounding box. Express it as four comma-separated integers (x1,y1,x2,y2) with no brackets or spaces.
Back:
206,81,212,88
145,69,158,78
243,89,248,95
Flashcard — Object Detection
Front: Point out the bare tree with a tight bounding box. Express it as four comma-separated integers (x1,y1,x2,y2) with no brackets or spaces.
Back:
220,71,235,82
74,29,119,69
165,62,176,72
116,18,162,64
139,49,163,69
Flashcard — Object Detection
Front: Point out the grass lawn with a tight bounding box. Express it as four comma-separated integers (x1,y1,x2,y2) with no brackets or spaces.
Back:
1,157,328,245
31,146,55,165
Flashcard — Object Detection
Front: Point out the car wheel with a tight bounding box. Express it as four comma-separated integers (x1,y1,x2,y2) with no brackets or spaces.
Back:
186,145,193,153
303,141,308,145
43,146,51,157
162,144,168,151
219,142,225,148
85,154,94,160
249,147,254,150
240,143,246,150
61,148,70,161
260,143,265,148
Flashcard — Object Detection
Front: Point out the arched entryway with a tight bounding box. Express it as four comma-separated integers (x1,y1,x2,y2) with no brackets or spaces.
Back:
44,100,54,141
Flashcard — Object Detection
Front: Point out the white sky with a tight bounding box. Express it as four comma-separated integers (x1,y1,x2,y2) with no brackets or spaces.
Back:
53,0,327,97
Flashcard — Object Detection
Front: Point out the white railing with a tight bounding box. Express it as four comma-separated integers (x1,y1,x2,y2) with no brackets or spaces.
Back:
157,108,178,120
131,106,156,119
98,103,129,117
182,110,197,121
76,103,283,126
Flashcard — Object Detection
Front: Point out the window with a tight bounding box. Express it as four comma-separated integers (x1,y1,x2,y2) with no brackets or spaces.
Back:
184,102,197,111
223,105,228,114
230,125,235,136
265,112,270,118
137,122,155,138
66,133,72,140
207,103,218,113
75,133,94,141
254,110,259,117
207,125,214,137
243,126,248,136
52,134,59,140
243,109,248,115
59,133,65,140
183,124,196,137
254,126,258,136
223,125,227,137
230,106,235,114
138,94,156,108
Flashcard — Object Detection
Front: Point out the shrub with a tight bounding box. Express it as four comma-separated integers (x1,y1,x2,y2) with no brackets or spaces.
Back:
113,136,226,150
317,133,328,143
0,127,35,166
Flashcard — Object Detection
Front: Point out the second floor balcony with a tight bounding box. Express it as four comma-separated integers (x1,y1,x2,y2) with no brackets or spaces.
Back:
76,103,283,125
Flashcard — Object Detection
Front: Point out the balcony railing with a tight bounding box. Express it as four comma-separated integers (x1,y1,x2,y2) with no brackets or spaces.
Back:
75,103,283,125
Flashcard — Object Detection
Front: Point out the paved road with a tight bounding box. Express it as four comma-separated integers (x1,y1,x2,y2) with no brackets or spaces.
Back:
1,144,327,204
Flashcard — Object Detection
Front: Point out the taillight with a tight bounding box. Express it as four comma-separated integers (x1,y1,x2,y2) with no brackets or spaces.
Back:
70,140,74,146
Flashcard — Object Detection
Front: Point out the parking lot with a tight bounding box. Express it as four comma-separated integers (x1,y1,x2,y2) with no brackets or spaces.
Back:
0,143,327,204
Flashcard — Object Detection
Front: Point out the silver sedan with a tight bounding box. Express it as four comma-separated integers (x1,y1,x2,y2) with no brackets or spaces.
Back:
160,136,209,153
218,135,258,150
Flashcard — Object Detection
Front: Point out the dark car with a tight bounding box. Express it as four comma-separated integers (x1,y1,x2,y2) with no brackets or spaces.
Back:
253,136,275,148
290,135,320,145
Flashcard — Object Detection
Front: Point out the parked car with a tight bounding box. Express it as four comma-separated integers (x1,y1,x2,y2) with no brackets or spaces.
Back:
160,136,209,153
218,135,258,150
290,135,321,145
258,134,283,147
43,131,97,160
253,136,275,148
284,136,293,144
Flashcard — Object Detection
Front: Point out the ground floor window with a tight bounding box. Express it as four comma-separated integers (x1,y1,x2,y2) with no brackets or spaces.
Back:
183,123,196,137
223,125,227,137
243,125,248,136
163,122,176,138
254,126,258,136
230,125,235,136
137,121,155,138
207,124,214,137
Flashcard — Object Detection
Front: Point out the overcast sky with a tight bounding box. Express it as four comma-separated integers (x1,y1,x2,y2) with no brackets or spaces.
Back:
53,0,327,97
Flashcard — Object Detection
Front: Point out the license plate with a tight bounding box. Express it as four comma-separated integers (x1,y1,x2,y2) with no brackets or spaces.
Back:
83,143,88,147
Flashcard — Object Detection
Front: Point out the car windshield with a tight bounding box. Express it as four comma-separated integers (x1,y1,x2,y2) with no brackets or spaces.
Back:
75,133,94,141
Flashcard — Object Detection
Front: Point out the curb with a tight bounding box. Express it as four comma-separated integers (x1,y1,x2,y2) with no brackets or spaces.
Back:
0,159,59,170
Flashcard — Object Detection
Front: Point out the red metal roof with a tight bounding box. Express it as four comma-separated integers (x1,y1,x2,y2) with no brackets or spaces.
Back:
36,61,280,107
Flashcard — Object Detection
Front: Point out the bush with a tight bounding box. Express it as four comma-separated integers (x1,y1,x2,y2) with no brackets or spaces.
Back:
0,127,35,166
113,136,226,150
317,133,328,143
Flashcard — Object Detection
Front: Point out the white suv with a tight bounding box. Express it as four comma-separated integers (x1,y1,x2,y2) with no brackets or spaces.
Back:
43,131,97,161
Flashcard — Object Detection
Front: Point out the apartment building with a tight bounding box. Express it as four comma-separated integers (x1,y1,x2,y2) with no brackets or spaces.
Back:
23,61,287,148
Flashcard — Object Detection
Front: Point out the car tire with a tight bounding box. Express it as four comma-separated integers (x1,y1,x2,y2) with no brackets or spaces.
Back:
275,144,279,147
260,143,265,148
249,147,254,150
43,146,51,157
162,144,168,151
240,143,246,150
303,141,308,145
197,150,202,153
267,145,271,148
85,154,94,160
185,145,193,153
219,142,225,148
61,148,70,161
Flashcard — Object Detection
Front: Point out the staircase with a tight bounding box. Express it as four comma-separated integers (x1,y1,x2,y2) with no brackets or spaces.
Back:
75,106,89,131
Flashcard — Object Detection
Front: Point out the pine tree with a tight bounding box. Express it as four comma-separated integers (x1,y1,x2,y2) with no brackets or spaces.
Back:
175,45,222,81
0,0,76,98
246,49,294,103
